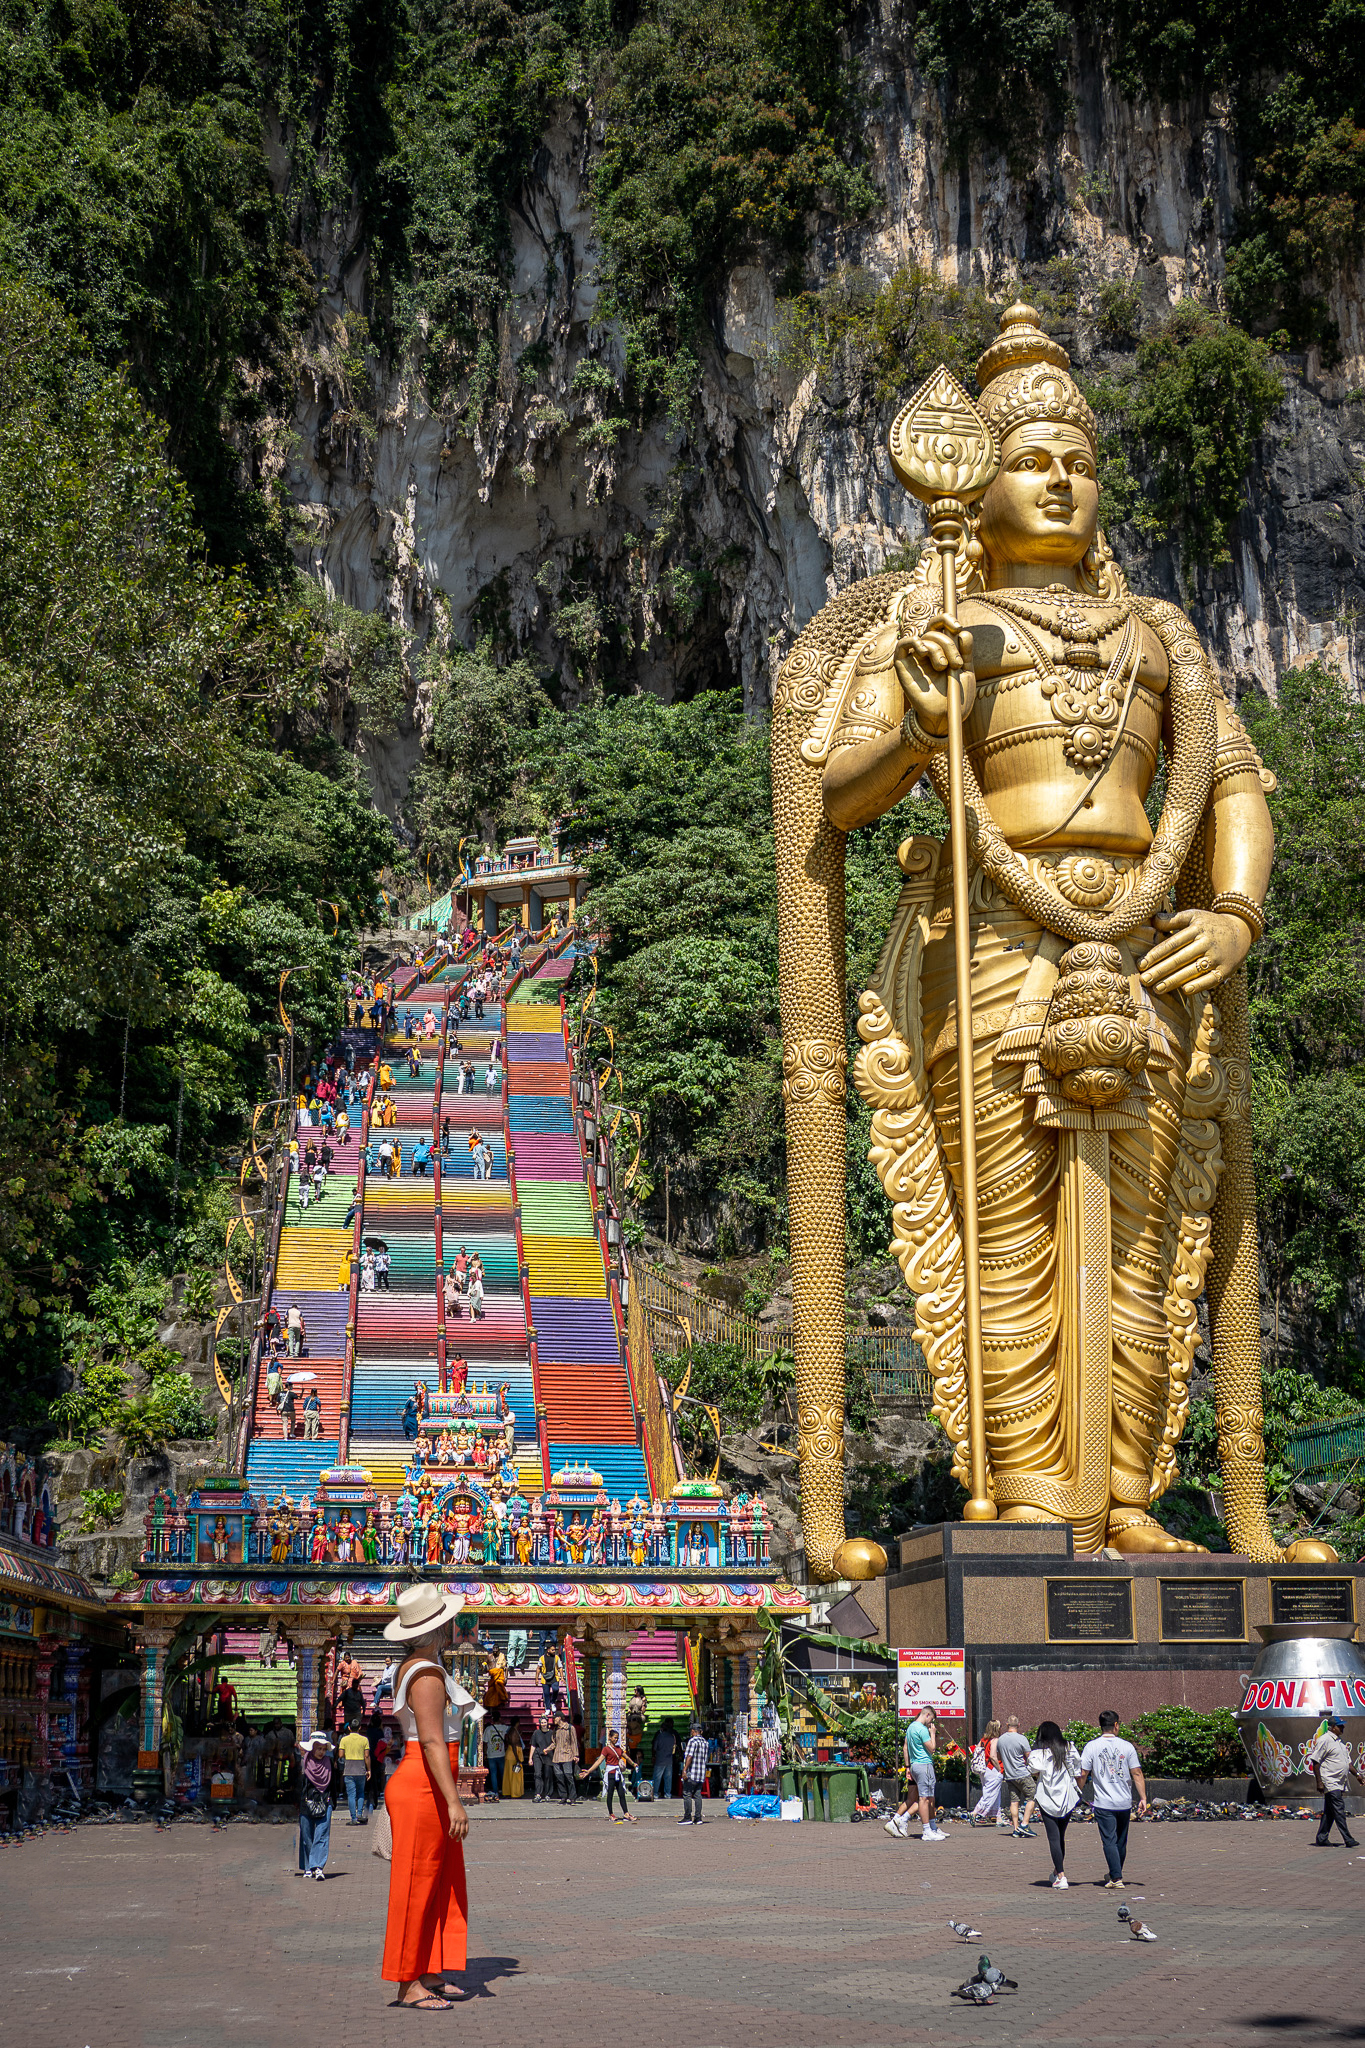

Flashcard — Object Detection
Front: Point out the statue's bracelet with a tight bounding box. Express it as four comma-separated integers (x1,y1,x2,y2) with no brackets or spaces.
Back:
1210,891,1266,942
901,706,949,756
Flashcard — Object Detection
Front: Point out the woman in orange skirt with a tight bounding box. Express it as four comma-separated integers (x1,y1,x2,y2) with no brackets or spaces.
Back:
381,1584,475,2009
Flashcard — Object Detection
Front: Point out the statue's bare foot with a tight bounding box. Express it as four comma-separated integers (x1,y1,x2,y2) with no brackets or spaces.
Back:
1107,1512,1207,1555
1280,1537,1339,1564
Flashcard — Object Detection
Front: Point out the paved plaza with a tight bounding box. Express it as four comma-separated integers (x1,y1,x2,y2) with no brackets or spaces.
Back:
2,1802,1359,2047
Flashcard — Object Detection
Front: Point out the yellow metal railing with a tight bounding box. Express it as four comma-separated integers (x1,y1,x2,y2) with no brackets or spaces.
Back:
634,1258,931,1406
627,1270,681,1496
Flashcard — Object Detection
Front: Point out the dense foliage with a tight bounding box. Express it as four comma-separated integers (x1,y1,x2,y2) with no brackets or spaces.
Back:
0,280,397,1433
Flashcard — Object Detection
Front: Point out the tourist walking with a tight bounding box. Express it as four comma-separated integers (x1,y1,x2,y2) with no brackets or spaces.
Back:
340,1721,371,1824
997,1715,1038,1837
885,1705,945,1840
1078,1710,1148,1885
1027,1721,1083,1888
530,1713,555,1802
679,1719,709,1825
1308,1715,1363,1845
380,1583,472,2010
970,1719,1006,1826
598,1730,636,1822
296,1733,335,1878
552,1713,580,1804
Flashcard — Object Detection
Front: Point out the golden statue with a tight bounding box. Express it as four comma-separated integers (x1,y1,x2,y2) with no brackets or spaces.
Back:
773,304,1334,1582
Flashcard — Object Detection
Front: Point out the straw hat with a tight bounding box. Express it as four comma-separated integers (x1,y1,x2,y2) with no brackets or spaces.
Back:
383,1582,465,1642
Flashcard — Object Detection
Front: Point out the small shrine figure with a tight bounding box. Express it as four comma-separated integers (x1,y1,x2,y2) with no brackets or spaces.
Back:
211,1514,229,1563
361,1511,380,1564
450,1502,472,1565
335,1513,356,1564
751,1496,768,1563
269,1508,290,1565
515,1514,533,1566
565,1513,586,1565
629,1508,647,1569
490,1493,508,1561
309,1514,329,1564
471,1432,489,1474
586,1506,605,1566
377,1494,392,1548
685,1521,708,1568
414,1377,430,1421
437,1428,457,1464
425,1513,443,1567
501,1412,516,1457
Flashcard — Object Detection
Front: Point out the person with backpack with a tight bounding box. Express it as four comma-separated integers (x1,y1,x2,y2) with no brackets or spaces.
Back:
1027,1721,1084,1889
1078,1711,1148,1887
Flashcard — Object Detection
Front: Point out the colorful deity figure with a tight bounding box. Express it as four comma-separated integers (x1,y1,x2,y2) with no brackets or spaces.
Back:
629,1509,647,1569
449,1504,472,1564
515,1515,533,1566
495,1381,511,1419
471,1432,489,1473
437,1428,457,1464
424,1512,442,1567
211,1514,229,1563
450,1355,469,1395
565,1513,586,1565
529,1495,545,1562
361,1511,380,1564
309,1513,329,1565
585,1507,604,1566
335,1513,356,1564
414,1377,430,1421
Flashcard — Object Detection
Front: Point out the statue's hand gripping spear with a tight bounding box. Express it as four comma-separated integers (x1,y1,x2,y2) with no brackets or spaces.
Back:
888,368,1001,1522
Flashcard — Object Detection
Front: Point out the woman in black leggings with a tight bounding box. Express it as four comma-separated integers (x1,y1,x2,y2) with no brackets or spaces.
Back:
599,1730,636,1823
1027,1721,1082,1889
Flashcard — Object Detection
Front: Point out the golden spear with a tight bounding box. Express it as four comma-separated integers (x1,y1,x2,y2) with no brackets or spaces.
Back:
888,366,1000,1522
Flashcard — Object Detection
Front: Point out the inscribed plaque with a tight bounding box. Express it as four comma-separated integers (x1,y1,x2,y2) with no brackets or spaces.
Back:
1044,1578,1133,1642
1158,1577,1246,1642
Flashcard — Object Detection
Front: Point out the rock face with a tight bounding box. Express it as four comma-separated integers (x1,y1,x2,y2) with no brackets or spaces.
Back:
280,13,1365,811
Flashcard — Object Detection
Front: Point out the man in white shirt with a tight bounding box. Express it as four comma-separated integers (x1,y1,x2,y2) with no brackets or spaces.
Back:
1077,1710,1147,1888
1308,1715,1362,1846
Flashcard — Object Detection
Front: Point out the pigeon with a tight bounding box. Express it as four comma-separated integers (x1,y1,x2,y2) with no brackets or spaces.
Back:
953,1980,995,2004
1118,1904,1156,1940
947,1919,983,1941
974,1955,1018,1991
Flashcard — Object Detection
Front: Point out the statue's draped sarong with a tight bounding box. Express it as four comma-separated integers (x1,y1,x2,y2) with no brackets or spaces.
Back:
917,884,1193,1550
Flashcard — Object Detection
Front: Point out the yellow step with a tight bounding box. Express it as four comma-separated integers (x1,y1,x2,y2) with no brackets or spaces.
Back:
506,1004,562,1029
521,1235,607,1297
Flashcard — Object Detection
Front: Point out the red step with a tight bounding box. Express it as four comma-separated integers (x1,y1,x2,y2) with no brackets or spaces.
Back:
252,1356,346,1440
537,1357,637,1442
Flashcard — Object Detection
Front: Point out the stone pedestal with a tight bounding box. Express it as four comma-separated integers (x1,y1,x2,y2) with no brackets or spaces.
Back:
886,1523,1365,1732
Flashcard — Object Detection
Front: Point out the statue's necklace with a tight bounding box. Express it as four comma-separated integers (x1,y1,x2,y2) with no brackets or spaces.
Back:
985,585,1137,772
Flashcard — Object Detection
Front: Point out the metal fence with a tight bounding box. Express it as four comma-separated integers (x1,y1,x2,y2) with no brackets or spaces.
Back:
1285,1409,1365,1476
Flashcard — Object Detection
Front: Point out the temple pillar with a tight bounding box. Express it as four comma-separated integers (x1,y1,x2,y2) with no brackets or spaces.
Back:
592,1627,637,1743
132,1625,176,1802
519,884,531,930
291,1621,335,1741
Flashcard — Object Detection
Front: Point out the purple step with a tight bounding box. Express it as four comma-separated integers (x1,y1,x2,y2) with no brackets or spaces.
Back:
509,1136,583,1178
530,1297,621,1363
508,1033,566,1063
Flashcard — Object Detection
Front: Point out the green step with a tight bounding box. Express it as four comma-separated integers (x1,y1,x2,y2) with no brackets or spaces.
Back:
518,1183,596,1236
217,1661,299,1723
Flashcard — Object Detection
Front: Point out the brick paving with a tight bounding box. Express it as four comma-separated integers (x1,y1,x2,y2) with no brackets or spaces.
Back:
2,1800,1360,2048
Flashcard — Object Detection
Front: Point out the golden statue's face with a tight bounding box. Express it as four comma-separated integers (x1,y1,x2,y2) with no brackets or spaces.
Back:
979,422,1099,565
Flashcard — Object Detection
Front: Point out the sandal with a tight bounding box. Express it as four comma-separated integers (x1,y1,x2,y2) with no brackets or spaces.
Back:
393,1995,455,2010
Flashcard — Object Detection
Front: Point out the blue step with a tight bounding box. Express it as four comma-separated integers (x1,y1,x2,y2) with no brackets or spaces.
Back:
544,1442,650,1502
245,1441,339,1493
508,1097,574,1134
440,1137,508,1179
349,1360,538,1438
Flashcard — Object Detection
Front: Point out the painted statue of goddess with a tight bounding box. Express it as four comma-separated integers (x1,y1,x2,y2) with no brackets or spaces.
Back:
772,303,1336,1581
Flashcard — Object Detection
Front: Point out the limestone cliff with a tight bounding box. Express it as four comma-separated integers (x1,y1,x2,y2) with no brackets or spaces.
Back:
279,8,1365,812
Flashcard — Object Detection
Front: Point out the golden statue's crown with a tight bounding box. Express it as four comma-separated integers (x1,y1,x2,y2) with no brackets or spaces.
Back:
975,302,1098,454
